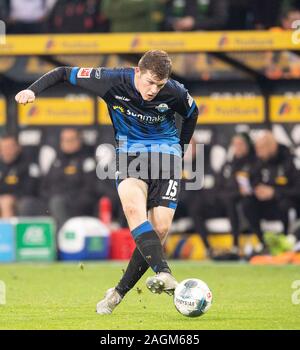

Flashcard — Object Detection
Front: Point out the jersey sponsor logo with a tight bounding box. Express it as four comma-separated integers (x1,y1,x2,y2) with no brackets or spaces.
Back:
126,109,166,124
77,68,92,78
187,93,194,107
112,105,166,124
155,103,169,113
115,95,131,102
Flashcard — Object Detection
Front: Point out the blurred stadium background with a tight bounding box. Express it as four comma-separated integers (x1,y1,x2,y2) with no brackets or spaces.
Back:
1,0,300,265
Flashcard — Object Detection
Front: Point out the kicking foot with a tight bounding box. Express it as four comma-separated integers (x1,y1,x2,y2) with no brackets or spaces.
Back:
146,272,178,295
96,288,122,315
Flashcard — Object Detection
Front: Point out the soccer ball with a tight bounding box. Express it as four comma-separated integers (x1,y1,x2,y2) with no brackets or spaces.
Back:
174,278,212,317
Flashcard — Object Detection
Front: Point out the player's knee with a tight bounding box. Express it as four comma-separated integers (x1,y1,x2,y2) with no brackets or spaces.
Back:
153,223,170,241
122,203,142,221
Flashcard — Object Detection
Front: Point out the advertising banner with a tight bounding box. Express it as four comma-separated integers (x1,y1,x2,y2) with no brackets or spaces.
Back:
18,97,94,125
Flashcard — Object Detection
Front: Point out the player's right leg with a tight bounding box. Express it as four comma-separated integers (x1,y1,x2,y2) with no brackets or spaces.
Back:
97,178,174,314
117,177,172,274
96,177,148,315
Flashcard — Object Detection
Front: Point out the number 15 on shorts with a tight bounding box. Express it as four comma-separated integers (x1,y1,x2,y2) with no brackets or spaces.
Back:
166,180,178,198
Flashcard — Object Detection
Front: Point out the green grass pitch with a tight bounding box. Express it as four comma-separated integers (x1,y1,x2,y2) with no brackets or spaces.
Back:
0,261,299,330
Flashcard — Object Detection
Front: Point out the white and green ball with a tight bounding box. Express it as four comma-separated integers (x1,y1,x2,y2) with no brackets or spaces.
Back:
174,278,212,317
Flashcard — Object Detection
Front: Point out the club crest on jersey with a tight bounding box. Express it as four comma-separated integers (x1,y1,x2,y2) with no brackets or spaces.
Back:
155,103,169,113
77,68,92,78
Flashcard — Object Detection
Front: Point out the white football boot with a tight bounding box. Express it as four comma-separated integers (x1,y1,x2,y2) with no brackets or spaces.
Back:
146,272,178,296
96,288,122,315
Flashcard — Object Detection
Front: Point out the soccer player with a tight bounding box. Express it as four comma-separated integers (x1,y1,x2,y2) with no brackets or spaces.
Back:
15,50,199,314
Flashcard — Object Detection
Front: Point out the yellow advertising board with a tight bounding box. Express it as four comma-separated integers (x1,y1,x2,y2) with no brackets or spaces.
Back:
18,98,94,125
0,31,299,56
270,95,300,122
195,96,265,124
98,96,265,125
0,98,6,126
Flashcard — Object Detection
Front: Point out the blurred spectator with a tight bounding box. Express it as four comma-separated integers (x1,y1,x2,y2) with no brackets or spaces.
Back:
264,5,300,79
241,131,300,250
163,0,229,31
280,4,300,29
48,0,109,33
162,0,229,80
278,0,300,26
0,2,9,21
101,0,165,32
251,0,282,29
185,133,256,257
225,0,253,30
0,134,40,217
40,128,97,229
5,0,57,34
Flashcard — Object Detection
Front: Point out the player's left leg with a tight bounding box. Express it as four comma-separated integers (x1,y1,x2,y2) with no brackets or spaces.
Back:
116,153,181,296
96,154,181,313
145,206,178,294
148,206,175,244
114,205,175,299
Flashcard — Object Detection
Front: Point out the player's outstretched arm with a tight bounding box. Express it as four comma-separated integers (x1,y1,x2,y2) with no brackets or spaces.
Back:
15,66,113,104
15,67,70,104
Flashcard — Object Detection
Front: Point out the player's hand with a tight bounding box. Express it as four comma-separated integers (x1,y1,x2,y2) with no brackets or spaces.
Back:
15,89,35,105
254,184,275,201
239,186,251,196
